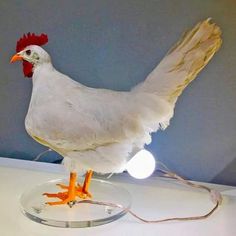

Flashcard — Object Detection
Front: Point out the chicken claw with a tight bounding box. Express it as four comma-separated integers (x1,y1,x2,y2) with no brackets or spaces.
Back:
43,171,93,207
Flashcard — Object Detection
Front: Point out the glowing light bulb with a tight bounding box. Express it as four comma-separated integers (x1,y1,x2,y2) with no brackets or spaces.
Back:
126,149,156,179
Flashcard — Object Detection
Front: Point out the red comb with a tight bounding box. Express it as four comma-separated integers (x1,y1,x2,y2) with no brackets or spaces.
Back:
16,33,48,52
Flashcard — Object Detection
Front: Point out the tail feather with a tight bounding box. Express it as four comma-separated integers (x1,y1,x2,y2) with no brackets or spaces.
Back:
133,19,222,105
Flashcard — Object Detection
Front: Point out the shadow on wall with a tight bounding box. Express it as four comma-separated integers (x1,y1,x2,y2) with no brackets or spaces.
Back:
212,157,236,186
1,151,63,164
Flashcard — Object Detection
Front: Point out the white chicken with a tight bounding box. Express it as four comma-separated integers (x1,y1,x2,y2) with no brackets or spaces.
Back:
11,19,221,206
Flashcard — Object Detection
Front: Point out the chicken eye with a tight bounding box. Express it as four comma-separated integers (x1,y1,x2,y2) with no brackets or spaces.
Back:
26,50,31,56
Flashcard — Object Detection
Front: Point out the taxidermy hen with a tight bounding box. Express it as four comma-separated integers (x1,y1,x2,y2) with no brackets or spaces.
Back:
11,19,221,206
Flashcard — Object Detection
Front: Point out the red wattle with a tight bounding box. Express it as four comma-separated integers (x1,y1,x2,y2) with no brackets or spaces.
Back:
22,60,33,78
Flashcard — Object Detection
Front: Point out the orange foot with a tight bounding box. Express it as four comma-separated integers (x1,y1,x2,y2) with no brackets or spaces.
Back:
43,170,93,207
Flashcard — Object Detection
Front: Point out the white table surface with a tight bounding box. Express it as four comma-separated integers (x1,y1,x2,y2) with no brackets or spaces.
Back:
0,157,235,236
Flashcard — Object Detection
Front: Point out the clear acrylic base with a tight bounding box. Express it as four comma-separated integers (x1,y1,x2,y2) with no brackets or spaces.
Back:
20,178,132,228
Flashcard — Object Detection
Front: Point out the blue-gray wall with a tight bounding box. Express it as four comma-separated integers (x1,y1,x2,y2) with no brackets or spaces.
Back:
0,0,236,186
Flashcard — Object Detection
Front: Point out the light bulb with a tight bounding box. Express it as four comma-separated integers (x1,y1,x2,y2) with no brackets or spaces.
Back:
126,149,156,179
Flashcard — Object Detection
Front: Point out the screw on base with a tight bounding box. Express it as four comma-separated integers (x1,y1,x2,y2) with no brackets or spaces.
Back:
67,201,76,208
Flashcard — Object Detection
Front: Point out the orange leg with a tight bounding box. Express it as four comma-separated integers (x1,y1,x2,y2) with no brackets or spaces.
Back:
43,170,93,207
83,170,93,194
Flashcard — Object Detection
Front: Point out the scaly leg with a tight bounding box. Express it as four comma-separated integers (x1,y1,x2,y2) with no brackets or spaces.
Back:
82,170,93,196
43,171,93,207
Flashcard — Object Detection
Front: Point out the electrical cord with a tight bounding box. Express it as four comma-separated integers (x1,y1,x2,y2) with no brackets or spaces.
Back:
34,149,222,223
73,168,222,223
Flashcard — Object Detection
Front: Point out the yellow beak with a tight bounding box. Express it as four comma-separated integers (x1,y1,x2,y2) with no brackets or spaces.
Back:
10,53,23,63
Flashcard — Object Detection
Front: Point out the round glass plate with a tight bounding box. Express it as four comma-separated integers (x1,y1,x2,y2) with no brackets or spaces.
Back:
20,178,132,228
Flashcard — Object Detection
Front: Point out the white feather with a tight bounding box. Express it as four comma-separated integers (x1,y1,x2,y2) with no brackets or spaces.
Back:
24,19,221,174
133,18,222,105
